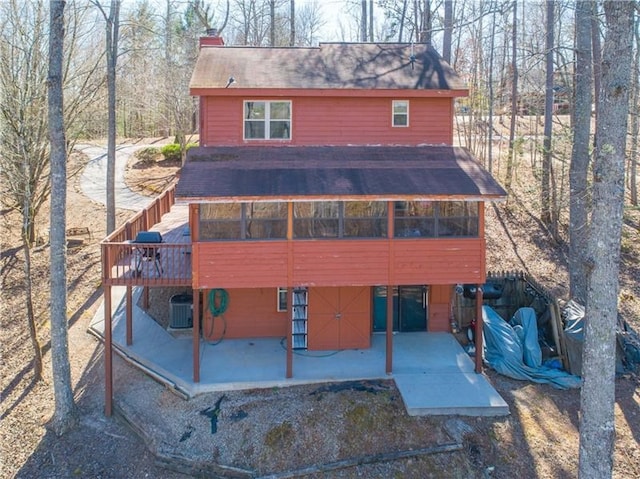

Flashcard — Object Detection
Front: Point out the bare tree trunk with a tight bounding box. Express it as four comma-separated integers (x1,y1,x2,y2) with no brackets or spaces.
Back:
102,0,120,235
420,0,432,44
541,0,554,232
398,0,408,42
164,0,171,137
629,15,639,206
487,2,497,173
48,0,77,436
579,2,634,477
591,2,602,146
361,0,367,42
505,0,518,190
442,0,453,63
270,0,275,46
290,0,295,46
369,0,374,42
22,225,42,380
569,1,593,305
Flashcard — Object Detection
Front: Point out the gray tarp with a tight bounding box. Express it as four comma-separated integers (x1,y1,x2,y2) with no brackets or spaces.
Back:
483,306,581,389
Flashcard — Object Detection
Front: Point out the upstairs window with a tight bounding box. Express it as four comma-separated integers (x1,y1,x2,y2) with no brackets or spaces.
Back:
394,201,479,238
293,201,340,238
392,100,409,127
244,101,291,140
199,202,286,241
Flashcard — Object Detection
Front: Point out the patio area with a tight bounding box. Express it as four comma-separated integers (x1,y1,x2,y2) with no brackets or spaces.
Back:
90,286,509,416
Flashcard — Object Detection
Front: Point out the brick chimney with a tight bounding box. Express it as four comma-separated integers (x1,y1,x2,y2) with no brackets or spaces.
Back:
200,28,224,47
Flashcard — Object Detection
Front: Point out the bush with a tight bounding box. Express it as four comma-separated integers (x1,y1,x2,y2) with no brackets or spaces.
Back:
160,142,197,162
160,143,181,162
135,146,161,163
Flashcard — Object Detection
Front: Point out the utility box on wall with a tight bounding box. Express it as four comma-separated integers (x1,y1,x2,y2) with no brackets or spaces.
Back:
170,294,193,328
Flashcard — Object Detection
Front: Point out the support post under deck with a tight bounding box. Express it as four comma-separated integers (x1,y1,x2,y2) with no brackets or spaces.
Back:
386,285,394,374
104,285,113,417
126,286,132,346
193,289,200,383
475,285,484,374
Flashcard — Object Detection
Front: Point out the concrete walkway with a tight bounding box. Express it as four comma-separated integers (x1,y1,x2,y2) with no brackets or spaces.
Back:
77,143,154,211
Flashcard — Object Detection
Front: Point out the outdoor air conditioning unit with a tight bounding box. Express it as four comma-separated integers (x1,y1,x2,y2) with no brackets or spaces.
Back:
170,294,193,329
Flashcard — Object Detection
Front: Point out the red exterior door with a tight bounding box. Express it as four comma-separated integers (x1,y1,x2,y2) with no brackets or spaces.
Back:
308,287,371,350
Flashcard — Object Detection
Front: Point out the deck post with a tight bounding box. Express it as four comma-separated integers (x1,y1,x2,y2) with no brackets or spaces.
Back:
475,285,484,373
193,289,200,383
104,285,113,416
286,287,293,378
125,286,133,345
285,203,293,379
386,201,395,375
386,285,394,374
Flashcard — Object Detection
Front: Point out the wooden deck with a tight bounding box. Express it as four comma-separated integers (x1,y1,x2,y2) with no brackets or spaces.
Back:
102,187,192,287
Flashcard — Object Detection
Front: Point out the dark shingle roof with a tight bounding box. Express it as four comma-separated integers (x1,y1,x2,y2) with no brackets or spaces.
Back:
176,146,506,201
190,43,466,91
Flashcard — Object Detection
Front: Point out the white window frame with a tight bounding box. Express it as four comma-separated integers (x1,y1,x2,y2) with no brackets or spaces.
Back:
277,287,288,312
244,100,292,140
392,100,409,127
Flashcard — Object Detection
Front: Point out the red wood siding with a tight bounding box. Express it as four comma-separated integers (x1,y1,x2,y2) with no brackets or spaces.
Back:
195,242,288,288
194,238,485,289
199,96,454,147
292,241,390,286
392,239,485,285
202,288,288,340
428,284,453,332
308,287,371,350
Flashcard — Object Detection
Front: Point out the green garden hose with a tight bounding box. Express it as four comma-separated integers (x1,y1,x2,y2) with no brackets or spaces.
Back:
206,289,229,345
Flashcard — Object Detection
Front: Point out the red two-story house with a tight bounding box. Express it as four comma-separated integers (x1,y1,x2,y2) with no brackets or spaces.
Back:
101,32,506,415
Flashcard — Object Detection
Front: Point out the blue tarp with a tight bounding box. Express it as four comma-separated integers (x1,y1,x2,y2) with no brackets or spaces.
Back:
482,306,581,389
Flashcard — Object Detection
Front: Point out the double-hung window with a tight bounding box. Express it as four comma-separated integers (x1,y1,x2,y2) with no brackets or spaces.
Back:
244,101,291,140
392,100,409,127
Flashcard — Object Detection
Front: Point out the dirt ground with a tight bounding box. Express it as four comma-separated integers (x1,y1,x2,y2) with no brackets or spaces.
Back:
1,138,639,478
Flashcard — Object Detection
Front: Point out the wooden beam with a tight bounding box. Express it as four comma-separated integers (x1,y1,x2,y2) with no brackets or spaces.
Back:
104,285,113,417
286,287,293,378
126,286,132,346
193,289,200,382
475,285,484,374
386,285,394,374
286,202,293,378
386,201,395,374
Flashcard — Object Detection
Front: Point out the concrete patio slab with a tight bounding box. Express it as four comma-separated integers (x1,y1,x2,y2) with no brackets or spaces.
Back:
90,286,509,416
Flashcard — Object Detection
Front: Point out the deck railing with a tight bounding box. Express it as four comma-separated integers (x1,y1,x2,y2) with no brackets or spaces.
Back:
104,186,176,244
102,241,192,286
102,185,192,286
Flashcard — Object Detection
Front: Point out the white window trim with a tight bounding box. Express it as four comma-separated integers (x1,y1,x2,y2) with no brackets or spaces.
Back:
243,100,292,140
277,287,288,312
392,100,409,127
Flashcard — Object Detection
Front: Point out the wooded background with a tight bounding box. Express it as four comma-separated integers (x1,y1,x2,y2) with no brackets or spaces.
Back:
2,0,637,233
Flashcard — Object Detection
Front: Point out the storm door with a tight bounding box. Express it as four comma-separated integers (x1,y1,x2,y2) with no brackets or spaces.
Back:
373,286,427,332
